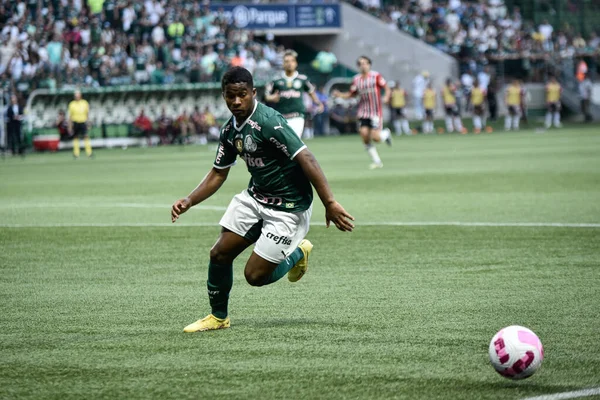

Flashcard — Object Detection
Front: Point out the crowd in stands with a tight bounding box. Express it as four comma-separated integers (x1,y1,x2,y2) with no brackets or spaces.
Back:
128,104,219,145
0,0,284,94
347,0,600,81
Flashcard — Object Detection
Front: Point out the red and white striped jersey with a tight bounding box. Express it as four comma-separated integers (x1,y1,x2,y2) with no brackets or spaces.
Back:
349,71,386,119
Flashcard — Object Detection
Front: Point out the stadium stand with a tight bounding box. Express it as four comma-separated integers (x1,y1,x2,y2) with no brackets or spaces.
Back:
345,0,599,81
1,0,599,150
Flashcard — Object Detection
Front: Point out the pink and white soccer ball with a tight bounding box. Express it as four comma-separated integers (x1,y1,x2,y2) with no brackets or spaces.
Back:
489,325,544,379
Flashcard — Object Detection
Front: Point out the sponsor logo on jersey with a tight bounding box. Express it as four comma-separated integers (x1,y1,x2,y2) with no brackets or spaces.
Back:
244,135,257,152
242,154,265,167
215,144,226,164
269,137,290,157
247,119,262,131
279,90,302,99
266,232,292,246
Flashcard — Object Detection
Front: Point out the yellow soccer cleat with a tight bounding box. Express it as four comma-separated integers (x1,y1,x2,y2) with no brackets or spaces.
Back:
288,239,313,282
369,162,383,170
183,314,230,332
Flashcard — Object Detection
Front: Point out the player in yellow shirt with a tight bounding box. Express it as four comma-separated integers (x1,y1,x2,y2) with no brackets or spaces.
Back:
390,81,411,135
422,83,436,134
471,79,487,134
545,75,562,129
441,78,463,133
504,79,523,131
68,90,92,158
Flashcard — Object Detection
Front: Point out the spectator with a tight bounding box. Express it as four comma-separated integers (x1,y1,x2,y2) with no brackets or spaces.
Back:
150,61,165,84
230,51,243,67
311,48,337,85
56,110,71,142
191,105,204,136
174,109,195,144
201,106,219,141
538,19,554,50
132,108,153,146
47,34,63,72
156,106,173,144
576,58,588,83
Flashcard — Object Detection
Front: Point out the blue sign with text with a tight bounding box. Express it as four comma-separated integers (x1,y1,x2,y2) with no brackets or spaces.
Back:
210,3,341,30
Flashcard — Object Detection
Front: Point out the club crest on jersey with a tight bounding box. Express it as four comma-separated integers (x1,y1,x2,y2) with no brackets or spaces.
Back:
293,80,302,89
244,135,257,153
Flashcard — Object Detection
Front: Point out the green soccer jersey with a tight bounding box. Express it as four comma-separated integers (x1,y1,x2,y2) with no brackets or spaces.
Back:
266,72,315,119
213,101,313,212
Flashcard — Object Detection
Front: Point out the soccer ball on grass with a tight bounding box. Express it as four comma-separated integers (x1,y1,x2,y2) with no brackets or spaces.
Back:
489,325,544,379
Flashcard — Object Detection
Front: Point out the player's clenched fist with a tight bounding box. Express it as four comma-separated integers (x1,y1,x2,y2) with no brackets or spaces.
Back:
171,197,192,223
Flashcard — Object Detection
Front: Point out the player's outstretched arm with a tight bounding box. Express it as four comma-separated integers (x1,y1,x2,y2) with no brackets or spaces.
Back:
331,89,354,100
264,92,280,103
309,91,324,113
294,149,355,232
171,167,230,223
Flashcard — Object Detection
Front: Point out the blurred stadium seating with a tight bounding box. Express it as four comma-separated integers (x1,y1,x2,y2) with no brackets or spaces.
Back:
0,0,599,146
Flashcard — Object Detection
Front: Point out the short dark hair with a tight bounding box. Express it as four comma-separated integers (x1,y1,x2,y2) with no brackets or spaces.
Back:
357,56,372,66
284,50,298,59
221,67,253,91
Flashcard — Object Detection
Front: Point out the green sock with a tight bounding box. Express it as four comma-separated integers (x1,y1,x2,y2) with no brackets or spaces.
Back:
207,262,233,319
264,247,304,285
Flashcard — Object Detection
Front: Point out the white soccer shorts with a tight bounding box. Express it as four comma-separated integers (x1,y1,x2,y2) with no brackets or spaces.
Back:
219,190,312,264
286,117,305,138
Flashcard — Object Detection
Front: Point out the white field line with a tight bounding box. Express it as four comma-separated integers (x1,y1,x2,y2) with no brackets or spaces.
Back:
0,204,598,228
360,222,600,228
1,222,600,228
0,203,226,211
521,387,600,400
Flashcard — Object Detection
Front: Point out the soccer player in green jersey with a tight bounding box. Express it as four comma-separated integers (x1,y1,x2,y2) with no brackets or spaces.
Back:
265,50,324,139
171,67,354,332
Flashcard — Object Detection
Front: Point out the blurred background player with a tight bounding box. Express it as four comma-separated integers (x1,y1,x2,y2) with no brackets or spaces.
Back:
504,79,523,131
68,90,92,159
412,71,429,123
422,82,436,134
545,75,562,129
441,78,463,133
471,79,487,134
332,56,391,169
390,81,410,135
265,50,323,139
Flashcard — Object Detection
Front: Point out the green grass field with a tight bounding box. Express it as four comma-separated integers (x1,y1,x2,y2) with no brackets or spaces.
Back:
1,127,600,400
